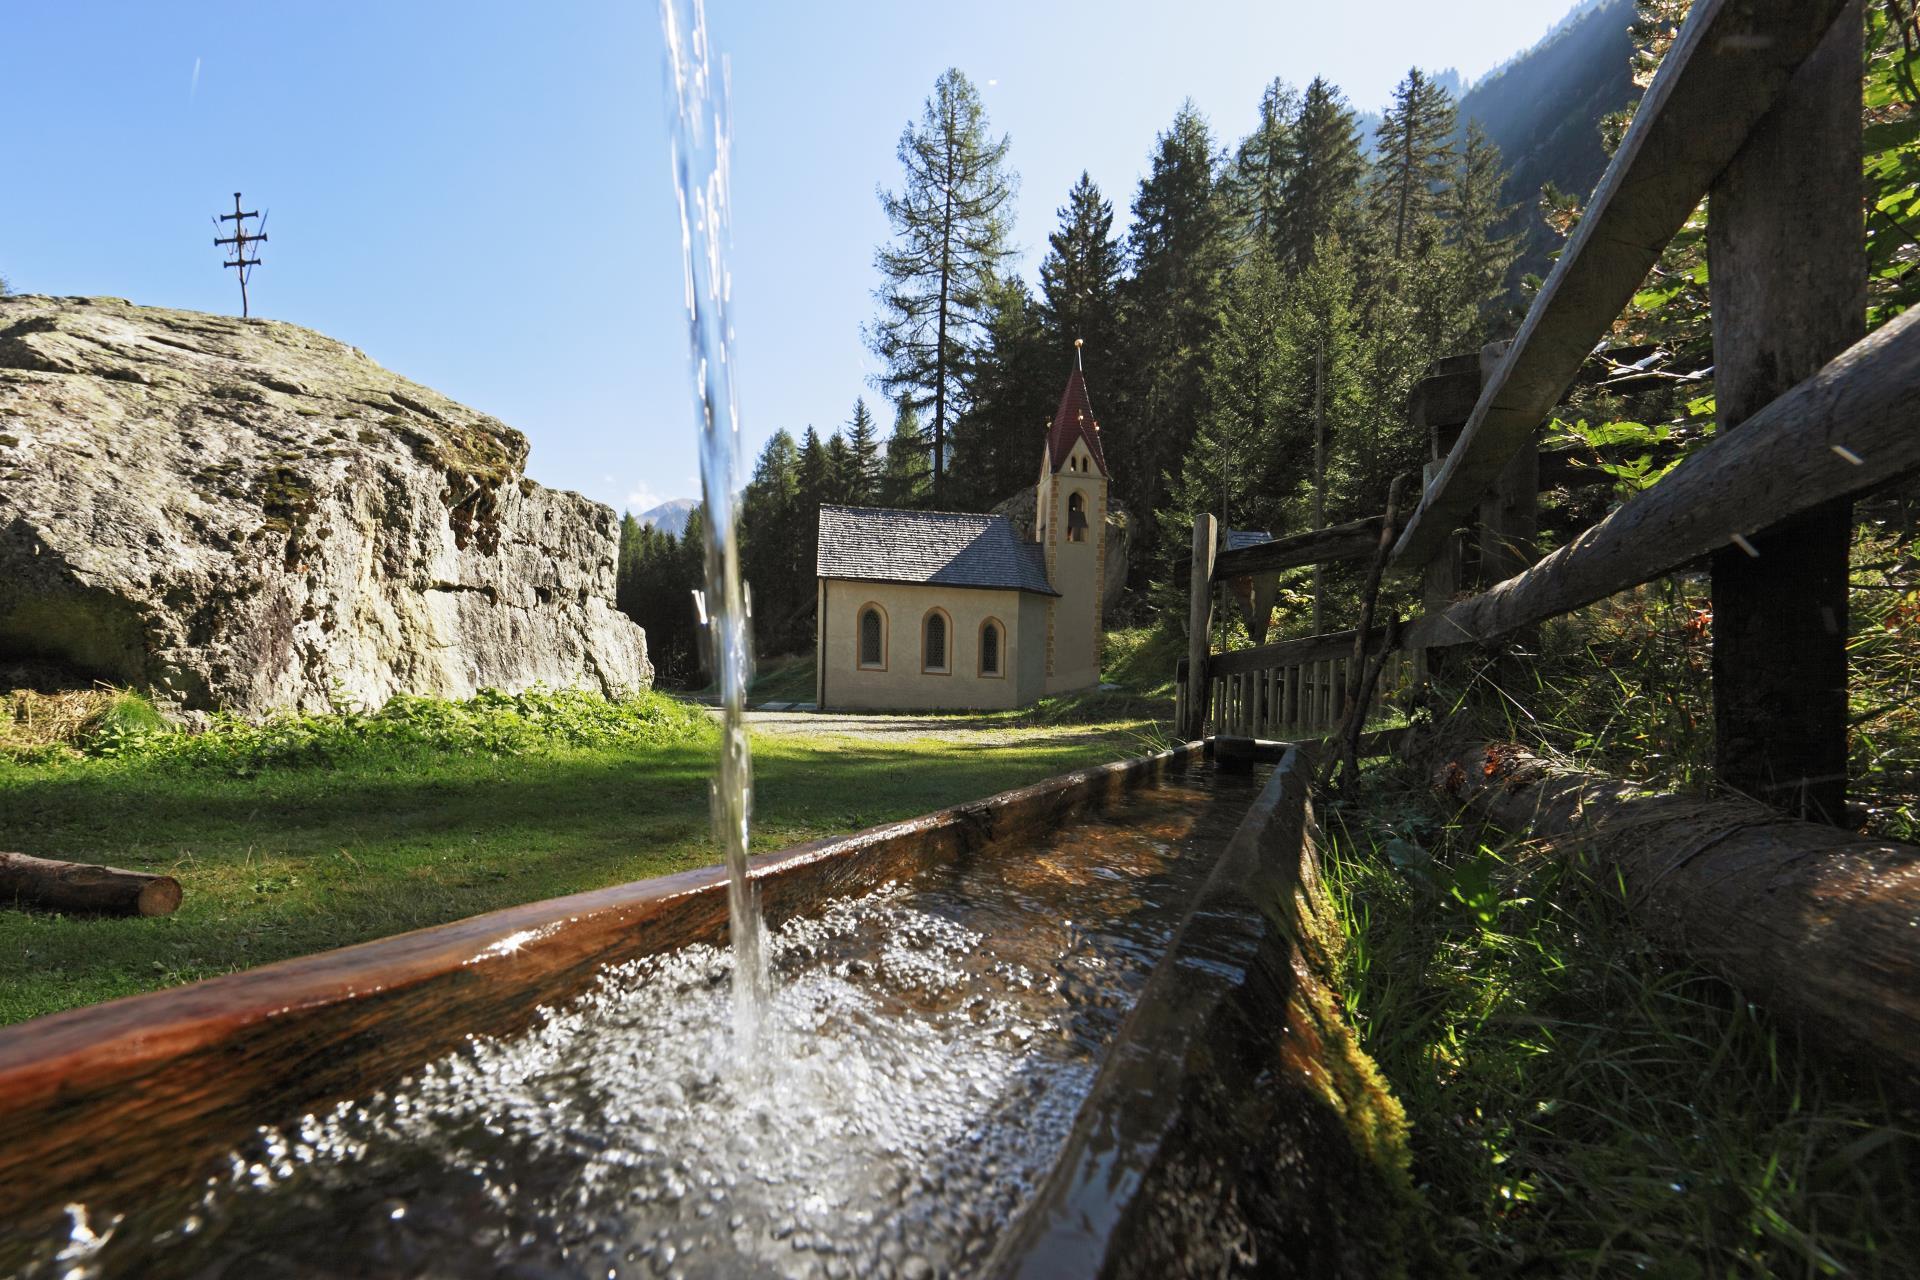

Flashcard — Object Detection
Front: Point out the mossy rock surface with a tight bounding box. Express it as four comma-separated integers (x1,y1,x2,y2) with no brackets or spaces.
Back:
0,295,650,719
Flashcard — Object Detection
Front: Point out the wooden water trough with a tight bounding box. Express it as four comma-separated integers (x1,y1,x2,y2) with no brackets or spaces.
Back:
0,737,1411,1278
0,744,1214,1253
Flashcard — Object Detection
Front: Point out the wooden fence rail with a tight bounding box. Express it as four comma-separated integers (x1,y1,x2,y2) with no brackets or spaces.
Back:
1392,0,1858,568
1401,303,1920,651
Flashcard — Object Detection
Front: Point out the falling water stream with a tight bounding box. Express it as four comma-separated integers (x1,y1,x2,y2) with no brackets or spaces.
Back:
662,0,768,1048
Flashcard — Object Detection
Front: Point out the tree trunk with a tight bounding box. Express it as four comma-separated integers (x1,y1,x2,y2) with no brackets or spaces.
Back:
0,852,182,917
1431,741,1920,1079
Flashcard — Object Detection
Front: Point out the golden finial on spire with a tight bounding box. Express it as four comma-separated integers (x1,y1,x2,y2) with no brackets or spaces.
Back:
1074,336,1084,371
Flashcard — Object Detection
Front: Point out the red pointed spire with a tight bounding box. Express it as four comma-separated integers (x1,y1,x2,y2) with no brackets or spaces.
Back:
1047,342,1108,475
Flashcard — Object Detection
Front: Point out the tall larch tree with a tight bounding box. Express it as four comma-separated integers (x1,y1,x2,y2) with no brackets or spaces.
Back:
1036,172,1125,376
867,68,1017,505
1279,77,1365,273
1119,101,1233,570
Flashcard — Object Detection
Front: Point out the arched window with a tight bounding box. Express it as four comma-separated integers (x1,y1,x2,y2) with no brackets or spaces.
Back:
1067,491,1088,542
979,618,1004,678
922,609,950,674
857,604,886,670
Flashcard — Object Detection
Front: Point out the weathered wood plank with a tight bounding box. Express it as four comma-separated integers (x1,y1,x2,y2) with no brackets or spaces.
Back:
1183,516,1217,741
1401,306,1920,651
1708,2,1864,823
1393,0,1858,569
1209,626,1391,679
993,747,1411,1276
1435,741,1920,1079
1210,514,1384,580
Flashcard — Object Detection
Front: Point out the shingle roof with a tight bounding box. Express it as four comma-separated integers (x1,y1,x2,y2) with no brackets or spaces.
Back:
817,505,1057,595
1048,366,1109,476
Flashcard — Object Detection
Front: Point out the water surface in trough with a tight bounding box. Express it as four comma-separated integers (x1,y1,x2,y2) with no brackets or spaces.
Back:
37,765,1264,1280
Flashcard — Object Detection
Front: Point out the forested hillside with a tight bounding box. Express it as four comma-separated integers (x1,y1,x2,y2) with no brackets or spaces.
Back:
616,0,1652,675
1457,0,1638,285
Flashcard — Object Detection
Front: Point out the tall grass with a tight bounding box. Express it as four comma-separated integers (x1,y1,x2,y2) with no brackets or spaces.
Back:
1321,761,1920,1276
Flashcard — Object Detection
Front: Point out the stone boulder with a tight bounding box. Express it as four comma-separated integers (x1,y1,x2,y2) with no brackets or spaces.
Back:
0,296,651,719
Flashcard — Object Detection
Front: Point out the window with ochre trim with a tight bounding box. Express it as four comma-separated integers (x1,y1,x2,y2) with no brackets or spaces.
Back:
858,606,886,669
923,610,949,673
979,619,1003,677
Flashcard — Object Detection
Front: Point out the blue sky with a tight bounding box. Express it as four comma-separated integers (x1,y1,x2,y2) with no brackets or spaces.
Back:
2,1,1578,515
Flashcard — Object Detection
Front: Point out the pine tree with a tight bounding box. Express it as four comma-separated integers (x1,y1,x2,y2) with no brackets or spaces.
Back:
1445,121,1521,340
866,68,1018,505
878,396,932,508
951,275,1055,509
1279,77,1365,273
1118,101,1232,567
1036,172,1124,374
1370,68,1459,260
844,397,881,503
741,431,806,651
825,433,856,506
1224,79,1300,255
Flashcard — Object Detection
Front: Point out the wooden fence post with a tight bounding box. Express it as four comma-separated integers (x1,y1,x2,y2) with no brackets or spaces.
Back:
1707,2,1864,823
1184,514,1218,741
1474,340,1536,584
1408,355,1482,688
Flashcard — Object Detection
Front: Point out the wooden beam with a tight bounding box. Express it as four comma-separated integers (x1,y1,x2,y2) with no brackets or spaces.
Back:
1708,3,1864,824
1392,0,1857,569
1184,516,1217,741
1211,514,1383,579
1434,741,1920,1079
1210,625,1391,679
1401,305,1920,652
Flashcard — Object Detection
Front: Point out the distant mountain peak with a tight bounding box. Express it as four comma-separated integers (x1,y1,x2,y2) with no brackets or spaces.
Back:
638,498,699,537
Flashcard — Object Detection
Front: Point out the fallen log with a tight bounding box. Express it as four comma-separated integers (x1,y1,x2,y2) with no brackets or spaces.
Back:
0,852,182,917
1431,742,1920,1079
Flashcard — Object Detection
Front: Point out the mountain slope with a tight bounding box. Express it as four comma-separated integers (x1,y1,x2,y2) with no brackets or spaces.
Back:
1459,0,1638,284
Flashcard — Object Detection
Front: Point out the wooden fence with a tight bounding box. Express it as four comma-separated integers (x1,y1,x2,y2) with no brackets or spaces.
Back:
1178,0,1912,827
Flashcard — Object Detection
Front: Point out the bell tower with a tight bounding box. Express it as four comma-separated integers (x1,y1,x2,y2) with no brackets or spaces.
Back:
1036,339,1109,694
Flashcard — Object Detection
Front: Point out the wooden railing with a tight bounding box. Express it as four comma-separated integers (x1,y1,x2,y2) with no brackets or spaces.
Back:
1176,630,1408,741
1176,0,1909,828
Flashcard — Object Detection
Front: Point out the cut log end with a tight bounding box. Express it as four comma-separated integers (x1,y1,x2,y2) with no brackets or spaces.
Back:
136,876,184,917
0,852,184,918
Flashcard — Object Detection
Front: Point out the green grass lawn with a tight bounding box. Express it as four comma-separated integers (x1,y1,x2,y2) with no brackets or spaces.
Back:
0,690,1166,1026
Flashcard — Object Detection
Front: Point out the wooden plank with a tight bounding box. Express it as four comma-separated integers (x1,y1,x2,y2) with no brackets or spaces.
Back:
1401,306,1920,652
1209,626,1390,679
1210,514,1384,579
1392,0,1857,569
1708,3,1864,824
1183,516,1217,740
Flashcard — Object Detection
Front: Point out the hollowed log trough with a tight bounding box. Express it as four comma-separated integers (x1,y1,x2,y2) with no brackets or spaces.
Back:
0,743,1208,1247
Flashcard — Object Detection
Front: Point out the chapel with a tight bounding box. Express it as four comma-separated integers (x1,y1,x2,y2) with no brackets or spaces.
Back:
813,352,1109,711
